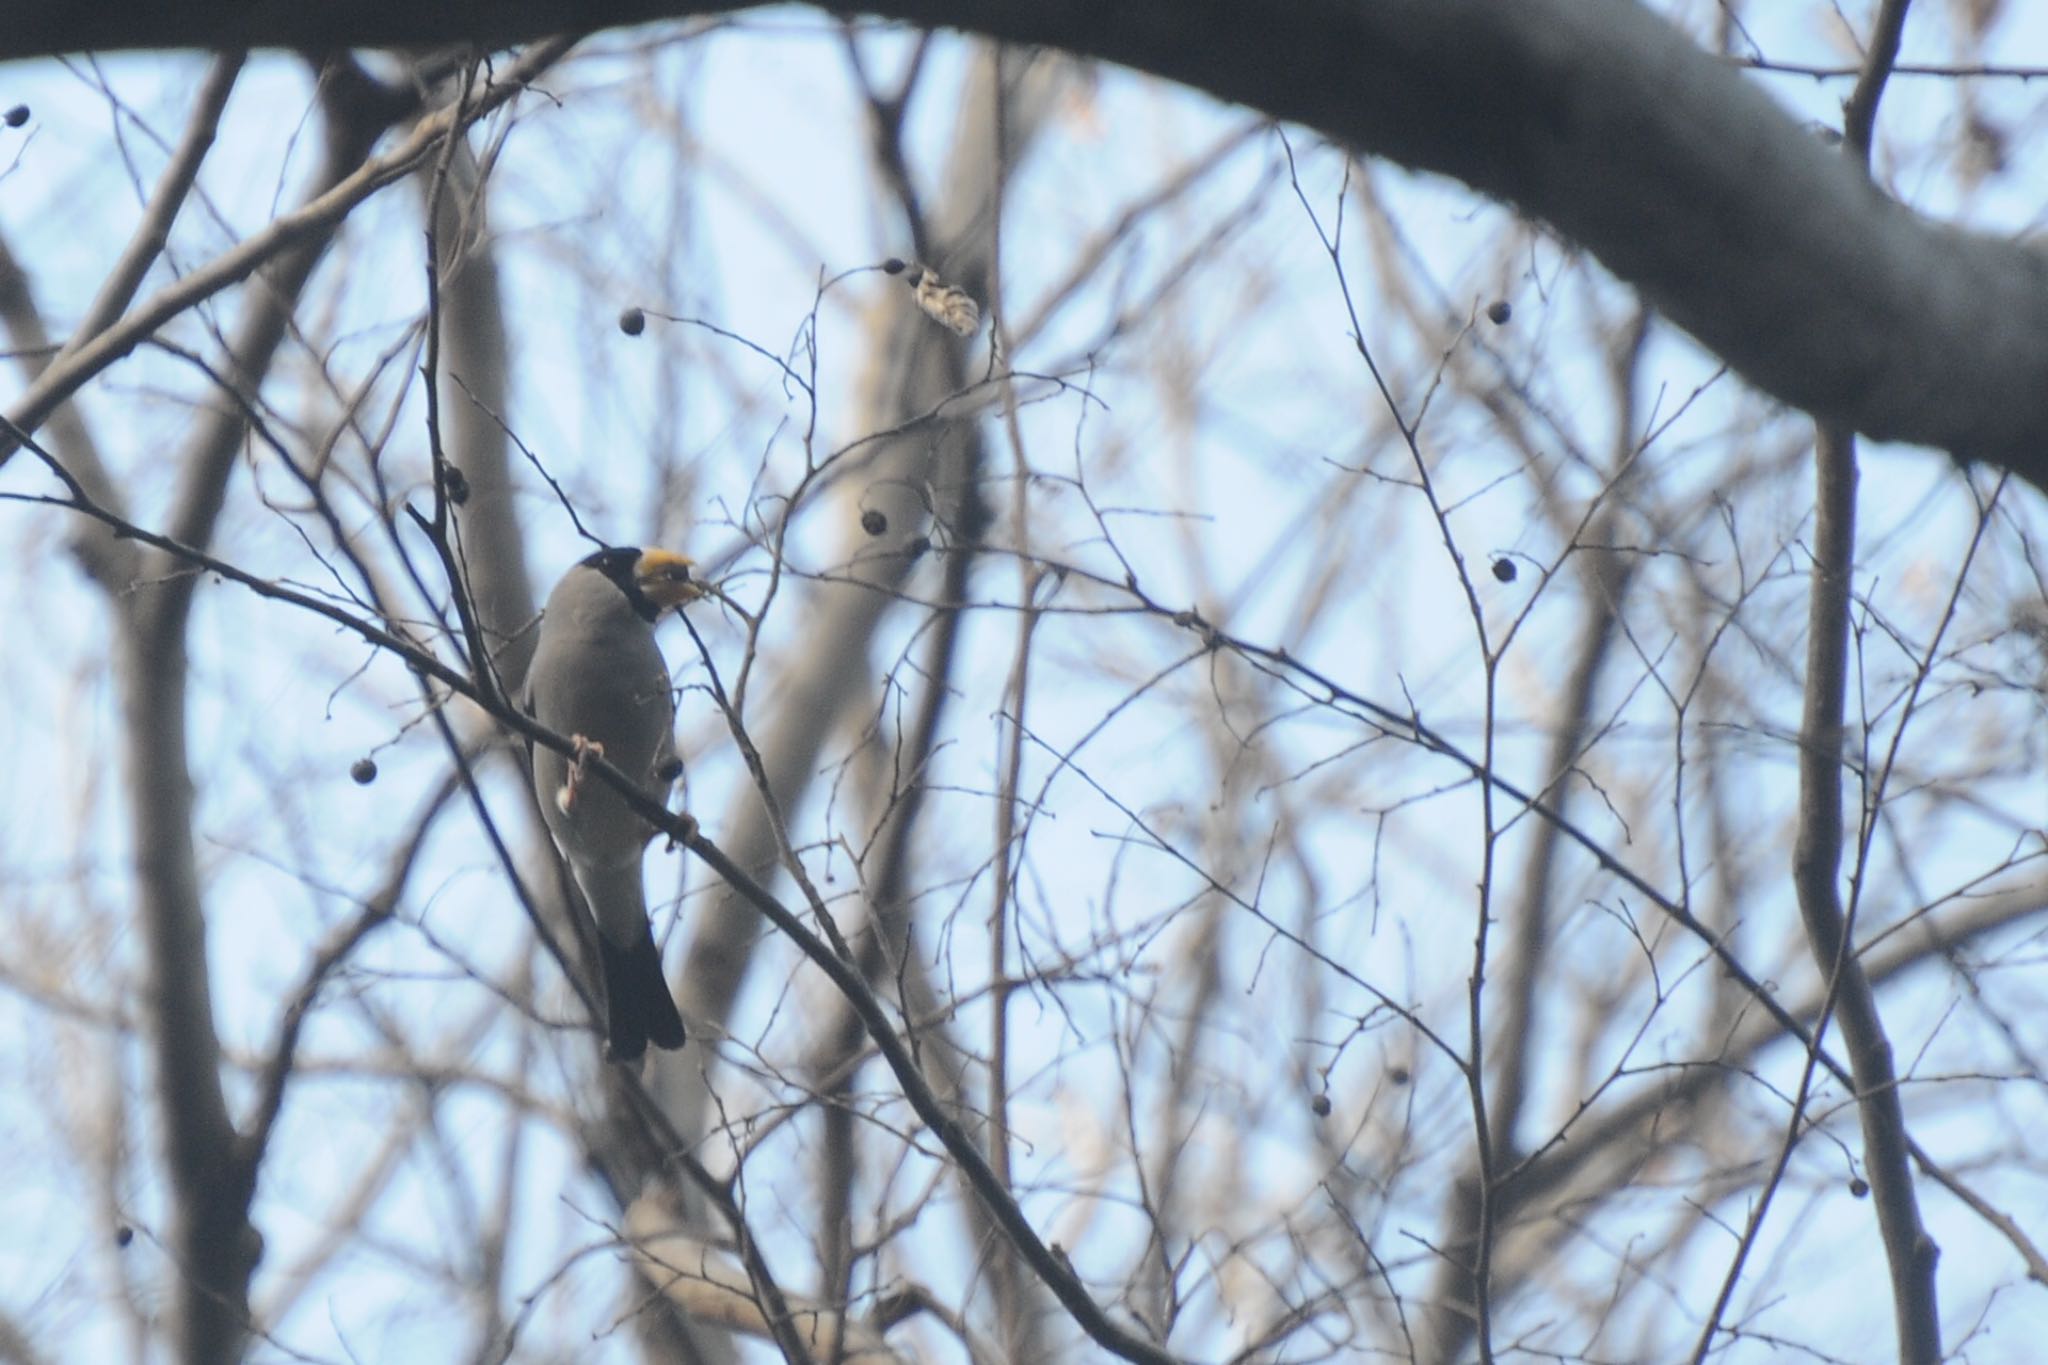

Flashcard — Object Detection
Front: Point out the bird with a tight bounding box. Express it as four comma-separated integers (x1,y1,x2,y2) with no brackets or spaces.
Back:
524,545,702,1062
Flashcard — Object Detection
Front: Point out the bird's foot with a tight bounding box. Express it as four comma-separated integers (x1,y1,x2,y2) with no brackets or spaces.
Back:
554,735,606,814
662,810,700,851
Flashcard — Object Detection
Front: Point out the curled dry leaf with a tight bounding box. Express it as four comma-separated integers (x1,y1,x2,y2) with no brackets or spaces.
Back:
911,267,980,336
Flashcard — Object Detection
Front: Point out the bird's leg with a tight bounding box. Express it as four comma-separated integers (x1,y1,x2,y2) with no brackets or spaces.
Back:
554,735,606,814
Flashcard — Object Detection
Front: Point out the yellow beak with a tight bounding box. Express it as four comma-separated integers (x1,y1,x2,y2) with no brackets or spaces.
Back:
634,548,705,609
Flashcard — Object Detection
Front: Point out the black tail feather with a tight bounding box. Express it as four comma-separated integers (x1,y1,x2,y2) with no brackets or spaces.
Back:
596,930,687,1062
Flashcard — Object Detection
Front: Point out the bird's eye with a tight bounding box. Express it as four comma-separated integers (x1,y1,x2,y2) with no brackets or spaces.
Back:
647,564,691,591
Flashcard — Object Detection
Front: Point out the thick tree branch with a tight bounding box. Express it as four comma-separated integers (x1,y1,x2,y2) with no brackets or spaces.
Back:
1773,8,1941,1356
113,61,410,1365
10,2,2048,475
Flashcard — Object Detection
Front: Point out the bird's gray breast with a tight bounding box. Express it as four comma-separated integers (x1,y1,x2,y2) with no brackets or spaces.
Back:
527,596,674,864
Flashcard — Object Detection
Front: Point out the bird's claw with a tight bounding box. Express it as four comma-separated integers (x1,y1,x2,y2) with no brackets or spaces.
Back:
554,735,606,814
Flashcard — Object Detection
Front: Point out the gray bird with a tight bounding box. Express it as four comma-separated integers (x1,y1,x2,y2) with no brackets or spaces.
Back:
525,546,701,1061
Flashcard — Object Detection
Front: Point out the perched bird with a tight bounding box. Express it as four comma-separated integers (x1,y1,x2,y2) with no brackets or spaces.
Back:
525,546,702,1062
